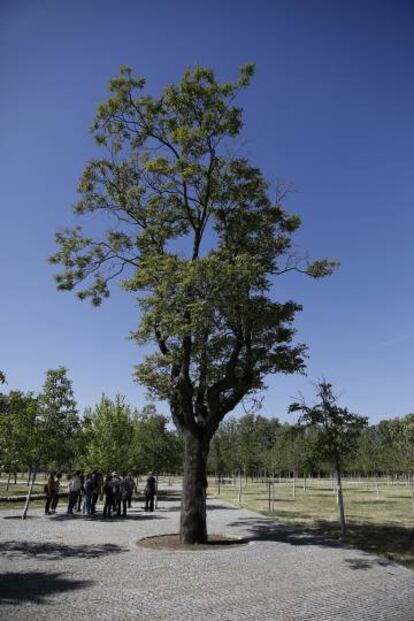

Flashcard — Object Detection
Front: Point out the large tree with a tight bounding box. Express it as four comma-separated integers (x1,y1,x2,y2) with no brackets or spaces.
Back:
50,65,337,543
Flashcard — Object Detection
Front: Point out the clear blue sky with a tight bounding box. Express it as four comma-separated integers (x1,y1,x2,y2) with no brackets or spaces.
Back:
1,0,413,422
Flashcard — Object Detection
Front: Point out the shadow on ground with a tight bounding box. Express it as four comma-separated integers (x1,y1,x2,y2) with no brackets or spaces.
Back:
313,520,414,568
229,516,412,570
229,516,344,549
160,503,237,513
343,557,394,570
49,512,166,523
0,571,93,605
0,540,126,560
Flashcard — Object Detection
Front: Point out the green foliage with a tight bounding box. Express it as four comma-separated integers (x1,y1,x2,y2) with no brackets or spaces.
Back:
50,63,337,439
130,405,183,474
38,367,80,470
0,391,40,472
81,394,134,473
208,414,321,477
289,382,368,469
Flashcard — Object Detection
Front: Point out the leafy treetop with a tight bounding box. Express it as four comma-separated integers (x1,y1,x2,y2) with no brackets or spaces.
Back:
50,65,338,438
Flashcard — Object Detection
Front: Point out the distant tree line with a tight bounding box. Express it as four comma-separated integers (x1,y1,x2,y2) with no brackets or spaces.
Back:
208,410,414,480
1,369,413,485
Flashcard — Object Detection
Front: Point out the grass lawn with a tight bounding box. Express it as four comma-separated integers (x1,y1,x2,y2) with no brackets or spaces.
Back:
209,477,414,570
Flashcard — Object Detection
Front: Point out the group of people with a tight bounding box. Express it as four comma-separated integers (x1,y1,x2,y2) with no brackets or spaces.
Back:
44,471,157,518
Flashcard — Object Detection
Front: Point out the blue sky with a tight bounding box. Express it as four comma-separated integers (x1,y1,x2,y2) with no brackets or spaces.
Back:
1,0,413,422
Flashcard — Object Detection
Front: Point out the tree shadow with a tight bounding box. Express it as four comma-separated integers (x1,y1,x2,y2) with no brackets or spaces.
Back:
3,515,40,520
351,499,391,505
160,503,238,513
0,541,125,560
156,492,182,501
316,520,414,566
228,517,343,549
344,557,394,570
231,516,413,569
159,505,182,513
49,512,166,522
207,504,238,511
0,571,93,605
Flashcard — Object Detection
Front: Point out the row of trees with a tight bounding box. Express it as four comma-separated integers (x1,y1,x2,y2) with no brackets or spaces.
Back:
2,369,413,485
209,407,414,480
0,368,181,488
1,369,413,532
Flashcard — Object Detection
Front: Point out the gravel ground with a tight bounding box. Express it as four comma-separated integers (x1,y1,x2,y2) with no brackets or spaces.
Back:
0,487,413,621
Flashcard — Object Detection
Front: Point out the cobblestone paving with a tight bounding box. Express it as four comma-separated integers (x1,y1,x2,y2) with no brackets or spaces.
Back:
0,488,413,620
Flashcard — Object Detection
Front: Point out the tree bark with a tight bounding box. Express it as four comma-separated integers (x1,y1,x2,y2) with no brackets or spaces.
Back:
22,469,37,520
335,463,346,536
180,430,209,544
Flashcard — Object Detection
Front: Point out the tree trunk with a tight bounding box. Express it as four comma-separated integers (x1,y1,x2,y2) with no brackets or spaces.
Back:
6,472,11,492
22,468,37,520
335,464,346,536
267,479,272,512
411,474,414,517
237,471,242,505
27,470,32,486
180,431,209,544
375,475,380,500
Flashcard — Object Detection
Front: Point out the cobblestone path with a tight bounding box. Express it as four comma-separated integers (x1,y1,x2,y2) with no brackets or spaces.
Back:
0,489,413,620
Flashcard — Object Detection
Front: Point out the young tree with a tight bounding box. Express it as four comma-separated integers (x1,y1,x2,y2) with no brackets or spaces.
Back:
130,407,182,475
208,417,239,477
50,65,337,543
0,390,43,519
0,391,33,487
83,395,133,473
38,367,80,471
289,382,367,535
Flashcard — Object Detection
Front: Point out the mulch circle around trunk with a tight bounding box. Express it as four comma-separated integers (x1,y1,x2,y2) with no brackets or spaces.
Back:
135,533,248,551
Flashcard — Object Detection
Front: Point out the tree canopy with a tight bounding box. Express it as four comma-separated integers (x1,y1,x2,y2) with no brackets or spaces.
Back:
50,64,337,439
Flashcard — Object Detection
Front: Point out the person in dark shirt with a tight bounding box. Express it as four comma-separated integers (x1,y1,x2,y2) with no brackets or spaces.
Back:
83,473,94,515
90,471,102,515
103,475,114,518
144,473,156,512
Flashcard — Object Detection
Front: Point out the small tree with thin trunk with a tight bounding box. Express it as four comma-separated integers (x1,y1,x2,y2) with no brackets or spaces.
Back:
50,65,337,543
39,367,79,471
289,381,367,536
